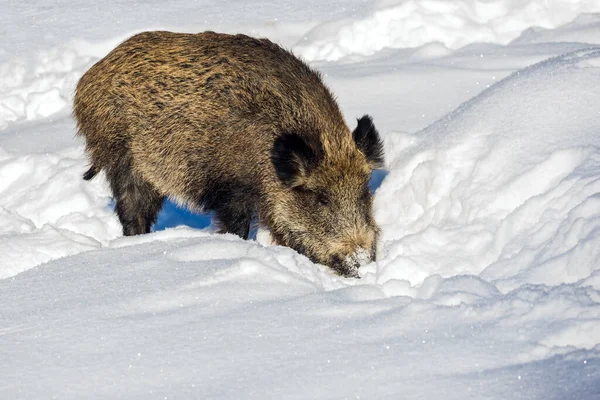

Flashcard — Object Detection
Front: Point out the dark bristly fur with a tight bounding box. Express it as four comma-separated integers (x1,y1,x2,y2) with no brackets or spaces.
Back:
353,116,385,169
74,31,384,277
82,165,98,181
271,133,323,187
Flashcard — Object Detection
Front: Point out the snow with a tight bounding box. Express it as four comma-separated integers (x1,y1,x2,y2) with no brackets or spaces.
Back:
374,48,600,293
296,0,600,61
2,1,600,398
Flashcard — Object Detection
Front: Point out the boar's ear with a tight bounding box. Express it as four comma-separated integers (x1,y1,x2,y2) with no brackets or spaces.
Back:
353,115,384,169
272,133,322,187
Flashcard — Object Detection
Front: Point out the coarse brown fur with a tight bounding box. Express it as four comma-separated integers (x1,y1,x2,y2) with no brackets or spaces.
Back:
73,31,384,277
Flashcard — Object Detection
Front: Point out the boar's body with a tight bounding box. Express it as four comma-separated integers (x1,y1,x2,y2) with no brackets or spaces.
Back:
74,31,384,277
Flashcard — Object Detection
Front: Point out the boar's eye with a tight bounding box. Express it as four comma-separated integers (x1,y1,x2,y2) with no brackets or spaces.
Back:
317,193,331,207
293,187,330,207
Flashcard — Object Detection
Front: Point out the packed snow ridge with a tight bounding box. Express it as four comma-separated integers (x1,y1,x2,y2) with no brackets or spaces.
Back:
374,48,600,295
295,0,600,61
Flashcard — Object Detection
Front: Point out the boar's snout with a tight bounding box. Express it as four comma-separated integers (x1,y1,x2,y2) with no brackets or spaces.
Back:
330,246,376,278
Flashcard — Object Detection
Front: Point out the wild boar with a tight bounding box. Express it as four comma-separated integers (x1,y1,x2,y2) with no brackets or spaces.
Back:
74,31,384,277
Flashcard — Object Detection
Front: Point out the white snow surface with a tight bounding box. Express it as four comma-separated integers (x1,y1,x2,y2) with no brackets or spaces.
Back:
2,1,600,399
296,0,600,61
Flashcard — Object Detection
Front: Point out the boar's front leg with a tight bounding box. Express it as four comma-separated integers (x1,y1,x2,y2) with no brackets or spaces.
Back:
200,180,255,240
214,204,252,239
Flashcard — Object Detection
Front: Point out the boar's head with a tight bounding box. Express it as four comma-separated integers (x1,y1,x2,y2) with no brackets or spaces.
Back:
270,115,384,277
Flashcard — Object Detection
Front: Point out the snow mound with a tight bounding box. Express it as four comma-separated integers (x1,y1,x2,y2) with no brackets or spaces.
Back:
2,227,600,399
0,38,124,129
512,12,600,45
295,1,600,61
0,147,120,278
374,47,600,293
0,51,82,128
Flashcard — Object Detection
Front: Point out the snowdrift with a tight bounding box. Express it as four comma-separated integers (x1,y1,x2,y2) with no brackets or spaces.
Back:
373,47,600,294
2,41,600,398
295,1,600,61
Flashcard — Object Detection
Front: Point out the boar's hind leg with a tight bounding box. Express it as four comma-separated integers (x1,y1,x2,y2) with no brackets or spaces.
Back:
107,164,164,236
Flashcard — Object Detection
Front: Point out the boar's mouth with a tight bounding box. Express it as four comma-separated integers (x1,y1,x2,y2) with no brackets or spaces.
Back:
285,239,357,278
272,231,372,278
328,255,361,278
331,245,376,278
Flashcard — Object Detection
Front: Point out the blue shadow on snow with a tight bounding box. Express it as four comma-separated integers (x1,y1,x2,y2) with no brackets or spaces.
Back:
369,169,388,193
153,200,212,232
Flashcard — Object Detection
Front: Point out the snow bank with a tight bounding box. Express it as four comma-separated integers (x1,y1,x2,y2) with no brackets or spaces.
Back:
0,50,83,129
2,220,600,399
0,37,129,130
295,1,600,61
373,47,600,293
0,146,121,278
512,12,600,45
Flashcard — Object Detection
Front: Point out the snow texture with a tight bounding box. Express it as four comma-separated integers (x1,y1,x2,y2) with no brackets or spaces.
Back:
1,1,600,399
296,0,600,61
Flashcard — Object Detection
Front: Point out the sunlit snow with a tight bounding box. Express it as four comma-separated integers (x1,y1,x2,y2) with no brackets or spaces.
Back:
1,1,600,399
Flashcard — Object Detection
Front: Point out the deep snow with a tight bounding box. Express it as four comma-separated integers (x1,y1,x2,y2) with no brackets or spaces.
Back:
1,1,600,399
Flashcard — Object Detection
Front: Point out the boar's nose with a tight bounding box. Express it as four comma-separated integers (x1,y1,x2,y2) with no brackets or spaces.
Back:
330,255,359,278
347,246,373,267
330,247,374,278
